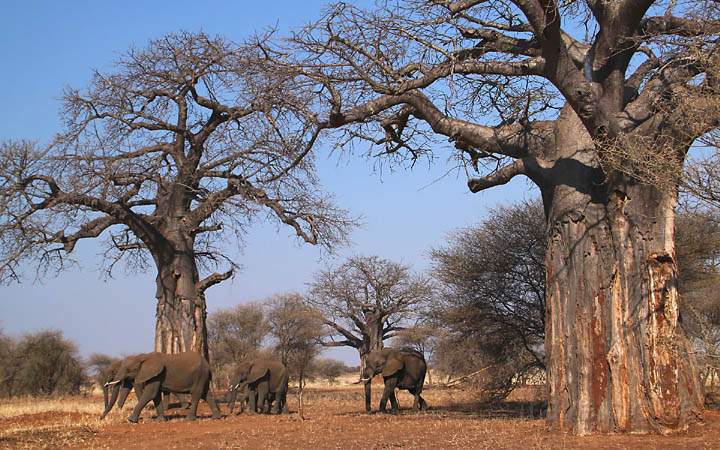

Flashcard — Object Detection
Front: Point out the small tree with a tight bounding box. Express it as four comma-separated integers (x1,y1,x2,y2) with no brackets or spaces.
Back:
676,206,720,391
313,358,352,384
86,353,119,384
207,302,270,388
307,255,433,411
11,330,86,396
431,199,546,371
0,32,354,358
0,330,17,397
265,292,324,418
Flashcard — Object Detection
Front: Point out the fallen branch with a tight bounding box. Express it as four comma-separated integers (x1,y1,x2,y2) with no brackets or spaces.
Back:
443,366,492,387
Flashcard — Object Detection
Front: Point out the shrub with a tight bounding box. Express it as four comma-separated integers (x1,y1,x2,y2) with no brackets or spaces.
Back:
2,330,86,396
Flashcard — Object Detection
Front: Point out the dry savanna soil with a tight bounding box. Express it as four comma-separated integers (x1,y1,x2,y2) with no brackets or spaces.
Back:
1,385,718,449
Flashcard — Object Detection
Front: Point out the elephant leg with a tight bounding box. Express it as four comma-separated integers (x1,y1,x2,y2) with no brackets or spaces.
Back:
410,387,420,410
239,391,249,414
128,382,159,423
257,381,270,414
176,393,191,409
418,395,428,410
203,390,222,419
247,386,258,414
152,391,167,421
270,392,281,414
161,392,170,412
227,388,237,414
276,386,288,414
186,387,203,420
389,390,400,414
379,378,398,414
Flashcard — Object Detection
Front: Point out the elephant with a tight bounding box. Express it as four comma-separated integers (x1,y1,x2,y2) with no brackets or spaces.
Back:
100,356,191,420
103,351,221,422
228,358,289,414
228,382,279,414
100,360,134,419
359,348,428,414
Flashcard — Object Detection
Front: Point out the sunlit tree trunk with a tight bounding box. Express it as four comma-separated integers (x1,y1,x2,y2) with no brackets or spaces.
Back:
152,220,209,359
542,108,704,434
360,316,385,412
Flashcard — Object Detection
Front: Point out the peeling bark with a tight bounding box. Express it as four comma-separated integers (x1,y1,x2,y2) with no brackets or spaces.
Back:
152,225,209,359
543,107,704,434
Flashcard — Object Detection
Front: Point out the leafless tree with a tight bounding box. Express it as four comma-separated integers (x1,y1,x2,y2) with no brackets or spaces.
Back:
307,255,433,412
265,292,324,418
257,0,720,433
207,302,270,388
676,207,720,394
0,32,355,357
431,199,545,397
432,200,546,366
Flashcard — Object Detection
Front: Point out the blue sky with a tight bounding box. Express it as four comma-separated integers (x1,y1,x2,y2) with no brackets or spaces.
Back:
0,1,536,363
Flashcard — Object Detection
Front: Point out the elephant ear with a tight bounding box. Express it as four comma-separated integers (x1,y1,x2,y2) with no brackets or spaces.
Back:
135,356,165,384
382,357,405,377
247,364,269,384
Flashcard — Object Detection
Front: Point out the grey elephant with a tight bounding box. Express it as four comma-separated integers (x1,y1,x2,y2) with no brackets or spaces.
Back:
228,358,289,414
359,348,428,413
104,351,221,422
100,356,190,420
228,382,280,414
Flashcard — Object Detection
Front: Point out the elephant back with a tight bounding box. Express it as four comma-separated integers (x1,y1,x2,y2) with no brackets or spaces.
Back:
398,350,427,387
246,358,287,392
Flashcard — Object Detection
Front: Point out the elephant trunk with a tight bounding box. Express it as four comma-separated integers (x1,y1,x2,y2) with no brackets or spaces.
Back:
100,382,121,419
103,384,109,412
117,383,134,409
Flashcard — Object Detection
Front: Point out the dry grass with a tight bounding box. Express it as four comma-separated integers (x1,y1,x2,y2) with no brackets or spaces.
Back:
0,386,718,449
0,396,103,418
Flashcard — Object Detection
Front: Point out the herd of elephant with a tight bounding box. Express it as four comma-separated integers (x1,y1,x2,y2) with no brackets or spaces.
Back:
100,348,428,422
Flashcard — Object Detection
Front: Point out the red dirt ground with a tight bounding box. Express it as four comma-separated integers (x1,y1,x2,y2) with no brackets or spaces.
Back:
1,387,718,449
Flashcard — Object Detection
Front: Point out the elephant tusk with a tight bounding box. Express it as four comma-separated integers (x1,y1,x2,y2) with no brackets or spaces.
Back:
104,380,121,387
353,377,372,384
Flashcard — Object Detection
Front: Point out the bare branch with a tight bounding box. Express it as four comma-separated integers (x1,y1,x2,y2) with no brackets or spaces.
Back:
197,269,234,294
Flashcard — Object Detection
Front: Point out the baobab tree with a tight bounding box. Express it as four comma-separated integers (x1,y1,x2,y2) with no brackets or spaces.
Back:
0,32,354,357
307,255,433,411
264,0,720,434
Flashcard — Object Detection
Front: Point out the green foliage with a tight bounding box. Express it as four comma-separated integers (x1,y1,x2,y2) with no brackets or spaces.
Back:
0,329,86,397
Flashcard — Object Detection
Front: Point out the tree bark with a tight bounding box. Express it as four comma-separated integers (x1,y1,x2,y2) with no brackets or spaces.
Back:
542,107,704,434
360,317,386,412
153,247,209,359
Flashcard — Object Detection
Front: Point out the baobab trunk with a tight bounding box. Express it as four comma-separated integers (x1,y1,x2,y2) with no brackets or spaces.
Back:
360,317,385,412
153,250,209,359
541,107,703,434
